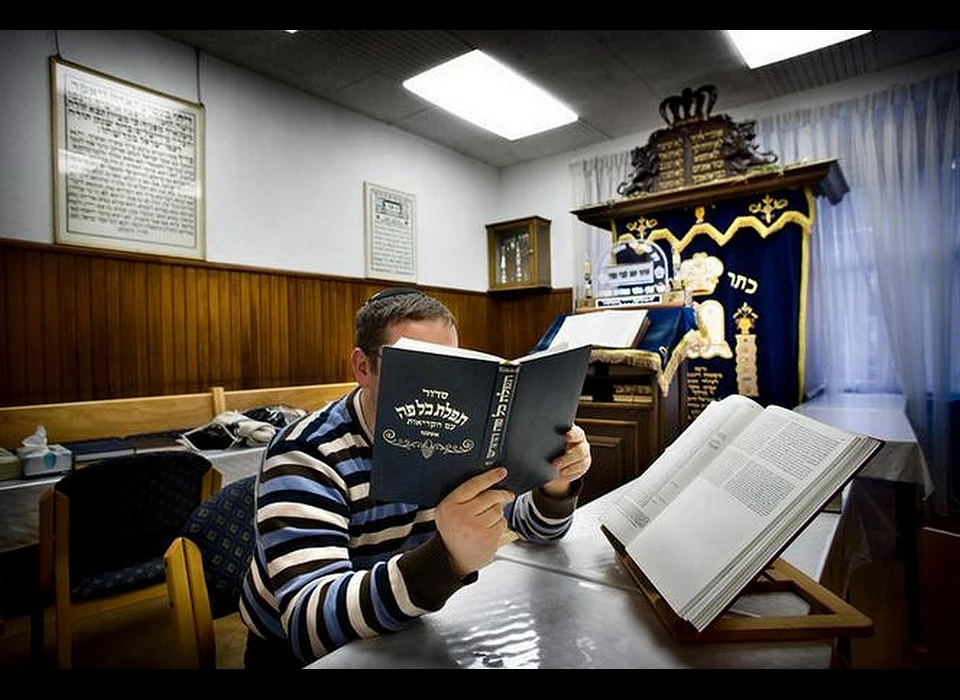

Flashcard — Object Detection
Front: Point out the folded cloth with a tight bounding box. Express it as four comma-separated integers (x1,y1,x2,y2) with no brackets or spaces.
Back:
180,411,278,451
243,405,307,429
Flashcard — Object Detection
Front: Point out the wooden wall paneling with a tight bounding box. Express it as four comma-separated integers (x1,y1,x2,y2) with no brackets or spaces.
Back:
319,278,335,383
206,268,223,391
293,276,310,385
58,253,79,402
170,265,185,395
333,279,348,381
290,276,314,385
441,289,489,355
128,261,149,397
258,272,271,386
88,256,108,400
487,289,571,360
285,277,301,384
183,266,200,394
193,266,210,393
227,270,242,389
0,240,572,407
2,247,26,405
147,264,166,396
23,251,46,405
103,258,123,397
239,270,257,387
213,269,227,388
276,273,289,386
261,272,277,386
72,253,93,401
41,251,63,403
325,278,345,382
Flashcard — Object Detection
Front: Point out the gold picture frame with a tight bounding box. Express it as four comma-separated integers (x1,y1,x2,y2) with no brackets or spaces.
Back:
50,57,206,260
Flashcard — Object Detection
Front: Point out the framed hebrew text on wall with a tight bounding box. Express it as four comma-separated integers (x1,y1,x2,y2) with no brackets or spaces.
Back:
51,58,206,260
364,181,417,283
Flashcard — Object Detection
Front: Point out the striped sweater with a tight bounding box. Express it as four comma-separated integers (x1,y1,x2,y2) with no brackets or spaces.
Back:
238,387,579,664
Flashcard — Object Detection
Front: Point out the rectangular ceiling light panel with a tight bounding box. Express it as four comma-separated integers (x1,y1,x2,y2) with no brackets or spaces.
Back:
403,49,578,141
726,30,871,69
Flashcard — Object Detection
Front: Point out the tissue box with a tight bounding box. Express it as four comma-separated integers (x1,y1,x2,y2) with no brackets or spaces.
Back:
0,448,22,481
18,444,73,478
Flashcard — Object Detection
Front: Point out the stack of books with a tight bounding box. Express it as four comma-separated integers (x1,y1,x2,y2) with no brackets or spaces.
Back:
61,437,135,467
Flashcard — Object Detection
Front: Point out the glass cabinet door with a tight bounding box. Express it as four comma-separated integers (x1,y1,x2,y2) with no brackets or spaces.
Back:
487,216,551,291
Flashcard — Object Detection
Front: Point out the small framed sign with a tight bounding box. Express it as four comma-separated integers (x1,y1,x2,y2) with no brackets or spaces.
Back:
364,181,417,283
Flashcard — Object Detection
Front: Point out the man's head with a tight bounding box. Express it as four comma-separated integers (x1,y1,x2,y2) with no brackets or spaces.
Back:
352,288,458,429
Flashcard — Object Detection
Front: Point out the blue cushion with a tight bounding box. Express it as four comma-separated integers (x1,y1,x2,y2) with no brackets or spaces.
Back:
181,476,256,619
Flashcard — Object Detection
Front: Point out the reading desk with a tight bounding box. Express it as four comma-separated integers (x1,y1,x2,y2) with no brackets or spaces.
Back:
305,483,841,669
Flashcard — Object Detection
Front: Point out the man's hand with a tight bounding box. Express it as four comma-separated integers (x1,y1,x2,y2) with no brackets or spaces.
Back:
435,467,515,579
541,424,592,499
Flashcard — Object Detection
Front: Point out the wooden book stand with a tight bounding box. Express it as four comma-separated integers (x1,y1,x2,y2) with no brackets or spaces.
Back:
603,526,874,643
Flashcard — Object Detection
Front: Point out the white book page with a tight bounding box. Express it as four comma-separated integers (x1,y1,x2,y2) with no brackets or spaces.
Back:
600,394,762,547
547,309,648,350
392,336,586,364
392,336,502,362
625,402,868,626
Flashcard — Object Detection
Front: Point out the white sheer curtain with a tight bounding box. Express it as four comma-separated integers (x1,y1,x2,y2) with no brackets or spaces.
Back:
755,70,960,518
569,70,960,517
569,151,632,305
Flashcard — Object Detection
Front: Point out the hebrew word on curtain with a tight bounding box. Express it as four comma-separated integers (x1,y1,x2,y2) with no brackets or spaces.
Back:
614,186,815,423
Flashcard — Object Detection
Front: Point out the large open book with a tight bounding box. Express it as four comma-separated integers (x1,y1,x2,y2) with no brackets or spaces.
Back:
546,308,650,350
600,393,883,634
371,337,591,507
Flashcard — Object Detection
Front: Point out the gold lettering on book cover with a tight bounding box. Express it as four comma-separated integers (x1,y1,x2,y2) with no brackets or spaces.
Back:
386,387,474,459
485,371,516,461
379,430,475,460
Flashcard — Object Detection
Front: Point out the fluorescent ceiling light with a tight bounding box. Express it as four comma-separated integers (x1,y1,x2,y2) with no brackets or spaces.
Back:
403,49,578,141
726,30,871,69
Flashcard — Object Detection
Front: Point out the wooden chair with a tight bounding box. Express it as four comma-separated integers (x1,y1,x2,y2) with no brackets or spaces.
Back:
164,475,256,669
37,451,220,668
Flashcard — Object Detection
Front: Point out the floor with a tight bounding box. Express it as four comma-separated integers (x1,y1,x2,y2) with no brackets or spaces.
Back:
0,599,248,670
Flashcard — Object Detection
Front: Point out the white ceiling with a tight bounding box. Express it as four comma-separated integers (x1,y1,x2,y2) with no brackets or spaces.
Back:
152,29,960,169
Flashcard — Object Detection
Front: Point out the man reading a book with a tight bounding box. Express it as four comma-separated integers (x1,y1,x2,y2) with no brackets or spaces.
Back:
239,288,593,668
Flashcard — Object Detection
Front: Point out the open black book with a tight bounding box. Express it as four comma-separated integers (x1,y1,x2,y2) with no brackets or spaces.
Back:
371,337,591,507
600,393,884,634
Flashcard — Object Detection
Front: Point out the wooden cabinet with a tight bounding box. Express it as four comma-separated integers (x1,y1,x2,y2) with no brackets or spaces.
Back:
486,216,551,291
574,361,688,506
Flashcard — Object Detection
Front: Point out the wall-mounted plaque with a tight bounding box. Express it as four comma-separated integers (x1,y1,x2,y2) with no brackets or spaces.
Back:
364,182,417,283
51,58,205,260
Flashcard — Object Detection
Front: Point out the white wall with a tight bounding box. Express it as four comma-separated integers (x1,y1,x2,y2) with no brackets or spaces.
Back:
0,29,499,291
2,30,957,293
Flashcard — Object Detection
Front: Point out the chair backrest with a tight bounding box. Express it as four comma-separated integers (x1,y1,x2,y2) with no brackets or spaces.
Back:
181,475,256,619
165,475,256,668
54,451,219,586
